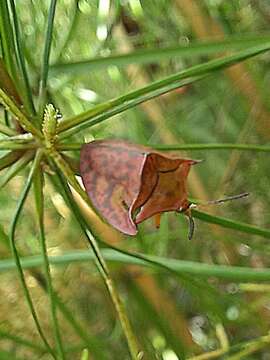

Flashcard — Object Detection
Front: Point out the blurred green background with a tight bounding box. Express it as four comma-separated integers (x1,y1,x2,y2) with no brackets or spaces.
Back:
1,0,270,359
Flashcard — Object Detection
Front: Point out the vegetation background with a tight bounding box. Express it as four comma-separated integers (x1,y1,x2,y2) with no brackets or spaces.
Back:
1,0,270,359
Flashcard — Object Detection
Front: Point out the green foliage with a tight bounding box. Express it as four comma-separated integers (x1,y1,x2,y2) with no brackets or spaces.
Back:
1,1,270,359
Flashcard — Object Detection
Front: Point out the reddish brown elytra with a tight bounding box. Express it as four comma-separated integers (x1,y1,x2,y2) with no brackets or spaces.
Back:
80,139,200,237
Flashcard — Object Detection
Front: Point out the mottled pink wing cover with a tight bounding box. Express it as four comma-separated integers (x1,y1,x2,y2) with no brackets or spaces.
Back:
80,139,197,235
80,140,147,234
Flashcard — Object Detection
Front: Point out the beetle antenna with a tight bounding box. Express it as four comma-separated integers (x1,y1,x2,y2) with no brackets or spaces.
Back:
187,215,195,240
195,192,249,209
205,192,249,205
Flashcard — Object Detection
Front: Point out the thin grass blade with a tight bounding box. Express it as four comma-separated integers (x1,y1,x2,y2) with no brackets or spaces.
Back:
3,248,270,282
0,122,17,136
57,143,270,152
38,0,57,113
0,58,23,107
33,167,65,359
0,329,46,353
9,0,36,116
50,34,270,74
0,89,42,138
9,150,56,358
154,143,270,152
0,0,17,79
192,210,270,239
58,43,270,136
0,151,33,188
0,150,23,171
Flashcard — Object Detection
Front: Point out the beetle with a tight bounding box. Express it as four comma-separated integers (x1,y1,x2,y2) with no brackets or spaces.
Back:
80,139,200,238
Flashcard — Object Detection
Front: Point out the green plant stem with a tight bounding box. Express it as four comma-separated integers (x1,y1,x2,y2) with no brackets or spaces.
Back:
46,149,90,202
0,0,17,80
38,0,57,113
154,143,270,152
0,151,34,189
34,168,65,359
0,58,22,106
0,89,42,138
0,151,22,171
57,43,270,135
9,0,36,116
0,141,36,150
0,134,36,150
9,150,56,359
3,248,270,282
50,34,270,74
192,210,270,239
0,329,46,353
52,166,141,360
57,142,270,152
0,122,17,136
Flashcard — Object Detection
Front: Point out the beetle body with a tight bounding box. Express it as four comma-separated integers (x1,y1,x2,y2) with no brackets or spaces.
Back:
80,139,198,235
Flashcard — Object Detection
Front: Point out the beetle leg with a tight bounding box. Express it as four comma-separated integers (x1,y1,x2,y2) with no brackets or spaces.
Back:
183,207,195,240
154,213,162,229
187,215,195,240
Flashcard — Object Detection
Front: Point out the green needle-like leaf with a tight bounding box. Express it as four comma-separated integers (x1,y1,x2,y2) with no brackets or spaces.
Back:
0,134,36,151
57,142,270,152
58,43,270,136
50,34,270,74
2,248,270,282
34,167,65,359
0,1,17,81
38,0,57,113
0,58,23,107
0,151,22,171
0,122,17,136
192,210,270,239
0,151,33,188
0,329,46,353
9,150,56,358
153,143,270,152
0,89,42,138
9,0,36,116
